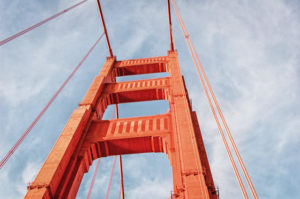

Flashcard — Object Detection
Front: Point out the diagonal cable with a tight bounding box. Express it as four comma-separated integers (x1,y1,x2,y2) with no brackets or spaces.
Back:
87,159,101,199
171,0,255,198
106,156,118,199
0,33,104,170
0,0,88,47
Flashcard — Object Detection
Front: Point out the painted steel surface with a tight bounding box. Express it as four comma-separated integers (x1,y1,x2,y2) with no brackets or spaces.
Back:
25,52,217,199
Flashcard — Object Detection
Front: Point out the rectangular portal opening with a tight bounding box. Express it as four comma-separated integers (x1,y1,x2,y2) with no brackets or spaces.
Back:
103,100,170,119
116,72,169,82
77,153,173,198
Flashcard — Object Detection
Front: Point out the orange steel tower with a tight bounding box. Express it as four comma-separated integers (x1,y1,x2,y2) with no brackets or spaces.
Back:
25,1,218,199
25,52,218,199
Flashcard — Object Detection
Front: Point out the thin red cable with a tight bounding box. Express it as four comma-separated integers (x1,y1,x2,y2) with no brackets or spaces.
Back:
190,37,259,199
167,0,175,51
105,106,119,199
87,159,101,199
171,1,259,198
118,183,122,199
171,0,250,198
106,156,118,199
118,155,125,199
0,33,105,170
0,0,88,47
177,19,248,198
115,104,125,199
96,0,113,57
86,106,116,198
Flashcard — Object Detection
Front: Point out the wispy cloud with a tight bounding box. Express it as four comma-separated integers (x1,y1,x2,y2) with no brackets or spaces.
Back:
0,0,299,198
185,0,300,198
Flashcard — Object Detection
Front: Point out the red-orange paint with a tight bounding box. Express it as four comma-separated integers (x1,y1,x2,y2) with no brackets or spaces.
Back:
25,52,218,198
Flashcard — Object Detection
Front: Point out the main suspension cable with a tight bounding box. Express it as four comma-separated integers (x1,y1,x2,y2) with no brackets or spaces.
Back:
167,0,175,51
0,33,105,170
171,0,253,198
190,33,259,199
171,1,258,198
0,0,88,47
96,0,113,57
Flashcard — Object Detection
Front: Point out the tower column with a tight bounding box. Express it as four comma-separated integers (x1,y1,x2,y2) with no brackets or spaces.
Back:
168,51,210,198
25,57,116,199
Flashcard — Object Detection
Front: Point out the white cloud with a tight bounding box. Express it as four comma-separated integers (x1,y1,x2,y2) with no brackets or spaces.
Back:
0,0,299,198
185,0,300,198
127,177,171,199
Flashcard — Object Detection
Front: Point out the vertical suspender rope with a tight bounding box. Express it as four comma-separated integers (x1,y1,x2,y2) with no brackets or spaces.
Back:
86,107,116,199
0,0,88,47
87,159,101,199
118,155,125,199
0,33,105,170
106,156,118,199
115,104,125,199
118,185,122,199
171,0,253,198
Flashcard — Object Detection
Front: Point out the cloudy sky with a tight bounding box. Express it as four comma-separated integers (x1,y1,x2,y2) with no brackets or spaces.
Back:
0,0,299,198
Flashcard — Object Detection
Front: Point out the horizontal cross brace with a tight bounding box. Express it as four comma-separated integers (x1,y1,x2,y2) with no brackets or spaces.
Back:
87,113,171,142
103,77,170,94
115,56,168,76
78,114,171,166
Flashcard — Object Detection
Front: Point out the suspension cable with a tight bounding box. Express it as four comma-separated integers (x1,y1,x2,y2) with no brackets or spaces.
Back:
171,0,252,198
171,1,258,198
87,106,116,198
190,33,259,199
118,184,122,199
115,104,125,199
87,159,101,199
106,156,118,199
167,0,175,51
0,0,88,47
104,107,118,199
96,0,113,57
118,155,125,199
0,33,105,170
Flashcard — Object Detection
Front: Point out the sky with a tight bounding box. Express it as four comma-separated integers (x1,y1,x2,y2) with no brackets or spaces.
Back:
0,0,299,198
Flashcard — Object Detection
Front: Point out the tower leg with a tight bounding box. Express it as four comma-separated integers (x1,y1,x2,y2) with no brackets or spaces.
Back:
168,51,210,198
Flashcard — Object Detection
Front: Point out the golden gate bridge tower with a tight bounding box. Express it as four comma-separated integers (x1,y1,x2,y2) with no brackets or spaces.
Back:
24,1,217,198
0,0,259,198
